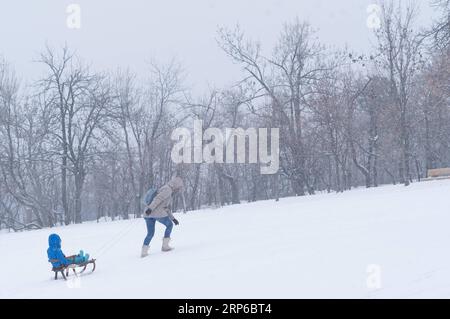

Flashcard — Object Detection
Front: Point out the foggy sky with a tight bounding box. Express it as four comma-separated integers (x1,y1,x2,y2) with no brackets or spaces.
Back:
0,0,436,92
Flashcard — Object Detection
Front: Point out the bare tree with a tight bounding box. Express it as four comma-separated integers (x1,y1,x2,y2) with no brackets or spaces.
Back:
218,20,329,196
39,46,111,223
375,2,425,186
112,60,186,217
0,59,56,228
430,0,450,49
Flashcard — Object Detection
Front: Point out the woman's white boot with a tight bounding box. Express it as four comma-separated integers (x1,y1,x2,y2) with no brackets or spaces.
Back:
141,245,149,258
162,237,174,252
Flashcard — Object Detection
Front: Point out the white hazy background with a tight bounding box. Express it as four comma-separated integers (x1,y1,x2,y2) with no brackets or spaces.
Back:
0,0,436,92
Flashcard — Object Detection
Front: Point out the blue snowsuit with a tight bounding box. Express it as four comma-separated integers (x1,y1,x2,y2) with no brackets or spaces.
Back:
47,234,89,268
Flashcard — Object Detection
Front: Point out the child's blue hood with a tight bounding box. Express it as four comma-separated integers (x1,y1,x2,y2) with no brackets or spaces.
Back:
48,233,61,249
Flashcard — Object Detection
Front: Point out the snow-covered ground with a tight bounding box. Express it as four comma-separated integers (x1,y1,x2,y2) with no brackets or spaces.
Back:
1,179,450,299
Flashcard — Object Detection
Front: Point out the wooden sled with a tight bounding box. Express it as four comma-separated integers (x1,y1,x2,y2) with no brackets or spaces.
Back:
50,257,96,280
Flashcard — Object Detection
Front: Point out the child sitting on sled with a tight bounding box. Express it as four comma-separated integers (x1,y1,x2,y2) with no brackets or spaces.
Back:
47,233,90,268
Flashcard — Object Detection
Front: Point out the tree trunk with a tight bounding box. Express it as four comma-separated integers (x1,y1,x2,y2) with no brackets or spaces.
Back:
61,156,69,225
74,170,85,224
190,165,201,210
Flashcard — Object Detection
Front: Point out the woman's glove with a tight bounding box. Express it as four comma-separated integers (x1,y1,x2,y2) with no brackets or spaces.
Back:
173,218,179,226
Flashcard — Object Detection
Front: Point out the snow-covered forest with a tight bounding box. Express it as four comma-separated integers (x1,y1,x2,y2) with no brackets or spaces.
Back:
1,0,449,230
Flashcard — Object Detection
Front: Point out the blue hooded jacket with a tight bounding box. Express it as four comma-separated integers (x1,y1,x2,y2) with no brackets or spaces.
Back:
47,234,70,268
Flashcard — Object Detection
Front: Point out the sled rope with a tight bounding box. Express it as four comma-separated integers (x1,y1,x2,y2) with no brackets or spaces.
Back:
93,217,142,258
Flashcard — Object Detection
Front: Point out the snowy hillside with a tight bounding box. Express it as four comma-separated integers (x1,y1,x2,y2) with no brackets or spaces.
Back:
2,179,450,299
